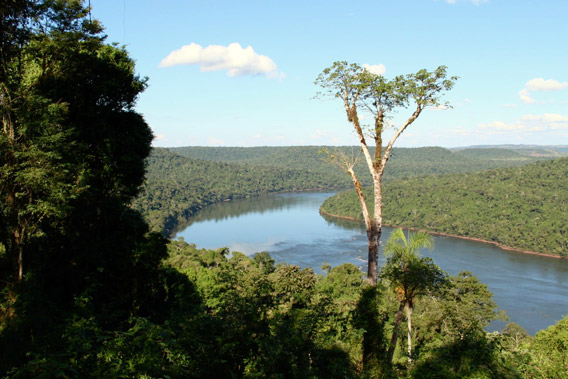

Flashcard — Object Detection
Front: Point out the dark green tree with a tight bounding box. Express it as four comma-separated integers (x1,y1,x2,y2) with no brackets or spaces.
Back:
1,1,167,374
521,315,568,378
408,271,510,378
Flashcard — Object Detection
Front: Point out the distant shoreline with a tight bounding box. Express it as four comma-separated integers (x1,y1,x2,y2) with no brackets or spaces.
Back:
319,210,566,260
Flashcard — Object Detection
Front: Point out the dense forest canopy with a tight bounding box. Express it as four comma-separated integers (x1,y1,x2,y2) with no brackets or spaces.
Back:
171,145,557,183
451,145,568,157
321,157,568,257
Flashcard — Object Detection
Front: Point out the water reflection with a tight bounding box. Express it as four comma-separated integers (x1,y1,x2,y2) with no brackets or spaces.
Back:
176,193,325,231
321,212,365,231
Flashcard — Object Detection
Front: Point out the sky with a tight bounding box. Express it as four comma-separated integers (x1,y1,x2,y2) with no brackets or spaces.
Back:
91,0,568,148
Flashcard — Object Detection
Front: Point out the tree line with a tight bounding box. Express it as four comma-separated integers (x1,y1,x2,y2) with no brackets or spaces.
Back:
171,145,552,184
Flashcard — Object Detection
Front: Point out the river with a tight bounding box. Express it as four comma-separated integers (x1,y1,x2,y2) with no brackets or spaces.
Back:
175,192,568,335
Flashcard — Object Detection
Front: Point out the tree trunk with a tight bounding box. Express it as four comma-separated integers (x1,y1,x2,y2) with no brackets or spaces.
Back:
406,303,413,364
1,84,15,139
346,167,380,285
387,302,405,362
11,227,25,281
367,223,380,286
365,172,384,286
17,242,24,281
5,189,25,281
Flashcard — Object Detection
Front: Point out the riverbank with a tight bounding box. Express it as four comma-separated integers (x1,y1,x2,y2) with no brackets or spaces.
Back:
319,209,566,260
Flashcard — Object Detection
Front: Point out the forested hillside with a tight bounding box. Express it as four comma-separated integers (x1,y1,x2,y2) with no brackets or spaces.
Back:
133,148,346,234
452,145,568,157
453,147,535,160
171,145,549,182
137,146,555,235
321,157,568,256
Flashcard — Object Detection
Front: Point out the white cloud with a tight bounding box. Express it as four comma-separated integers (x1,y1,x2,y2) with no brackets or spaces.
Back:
521,113,568,129
525,78,568,92
311,129,329,139
432,104,451,111
445,0,488,5
519,88,536,104
159,42,283,78
480,113,568,134
151,134,168,146
451,127,477,137
363,64,386,75
519,77,568,104
480,121,518,131
521,113,568,122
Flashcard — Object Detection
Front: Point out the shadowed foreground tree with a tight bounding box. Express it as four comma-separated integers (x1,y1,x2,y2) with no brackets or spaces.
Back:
0,1,170,374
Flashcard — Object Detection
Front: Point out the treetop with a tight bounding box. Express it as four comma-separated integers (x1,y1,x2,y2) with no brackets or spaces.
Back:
315,61,458,115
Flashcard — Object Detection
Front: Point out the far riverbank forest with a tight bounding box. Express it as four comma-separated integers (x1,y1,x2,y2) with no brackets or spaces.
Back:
320,157,567,257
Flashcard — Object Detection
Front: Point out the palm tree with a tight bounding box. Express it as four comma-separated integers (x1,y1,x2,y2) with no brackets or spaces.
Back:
381,228,446,364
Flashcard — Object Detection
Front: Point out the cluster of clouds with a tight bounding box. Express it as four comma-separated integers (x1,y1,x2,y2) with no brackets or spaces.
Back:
156,39,566,146
519,78,568,104
480,113,568,135
478,77,568,138
159,42,284,79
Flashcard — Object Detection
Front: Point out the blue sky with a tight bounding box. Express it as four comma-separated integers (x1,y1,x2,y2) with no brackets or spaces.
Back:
92,0,568,148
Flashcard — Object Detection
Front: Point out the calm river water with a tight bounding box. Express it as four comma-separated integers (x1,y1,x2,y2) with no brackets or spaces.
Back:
176,192,568,335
